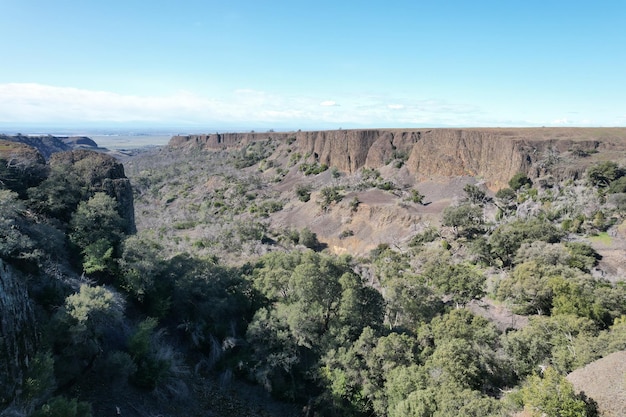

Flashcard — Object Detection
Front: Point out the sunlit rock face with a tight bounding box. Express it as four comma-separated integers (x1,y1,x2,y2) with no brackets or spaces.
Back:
170,127,626,190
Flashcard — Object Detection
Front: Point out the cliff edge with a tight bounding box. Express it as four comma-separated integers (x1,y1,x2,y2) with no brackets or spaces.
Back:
169,127,626,189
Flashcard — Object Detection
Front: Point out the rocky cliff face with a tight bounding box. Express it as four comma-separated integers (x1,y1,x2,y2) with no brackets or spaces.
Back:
0,139,48,196
170,128,626,189
50,150,136,233
0,259,37,404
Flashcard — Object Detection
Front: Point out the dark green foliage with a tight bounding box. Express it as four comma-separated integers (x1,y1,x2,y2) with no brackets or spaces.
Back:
295,183,312,202
321,327,419,416
232,140,274,169
503,314,598,377
520,367,597,417
118,235,171,316
489,218,564,267
69,192,125,274
0,190,37,262
128,318,171,390
409,227,439,246
463,183,488,205
50,285,124,387
318,186,343,211
245,308,301,399
508,173,533,191
587,161,622,188
0,150,47,197
32,396,92,417
246,252,385,399
27,164,87,221
564,242,601,272
20,352,56,405
168,254,257,346
496,261,563,316
298,227,321,249
423,262,486,307
299,162,328,175
607,175,626,193
407,188,425,204
376,180,396,191
441,203,484,238
495,187,516,202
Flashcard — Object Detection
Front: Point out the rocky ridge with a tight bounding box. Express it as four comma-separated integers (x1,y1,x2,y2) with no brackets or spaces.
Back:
170,128,626,189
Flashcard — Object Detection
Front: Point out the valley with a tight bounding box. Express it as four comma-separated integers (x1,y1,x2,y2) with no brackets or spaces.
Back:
1,127,626,417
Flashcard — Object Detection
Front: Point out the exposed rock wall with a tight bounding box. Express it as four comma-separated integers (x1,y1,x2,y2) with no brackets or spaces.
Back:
0,259,37,403
170,128,626,189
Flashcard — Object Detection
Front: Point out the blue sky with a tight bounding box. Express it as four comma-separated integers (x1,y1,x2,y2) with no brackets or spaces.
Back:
1,1,625,131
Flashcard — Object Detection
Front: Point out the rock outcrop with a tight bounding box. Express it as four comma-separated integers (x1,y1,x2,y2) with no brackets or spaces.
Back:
50,150,136,233
170,128,626,189
0,259,37,404
0,139,48,196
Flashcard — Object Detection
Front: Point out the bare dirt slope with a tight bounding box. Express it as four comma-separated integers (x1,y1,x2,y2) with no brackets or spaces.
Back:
567,350,626,417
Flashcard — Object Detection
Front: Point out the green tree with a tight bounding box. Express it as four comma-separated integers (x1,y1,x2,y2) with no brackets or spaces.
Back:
423,262,486,308
298,227,320,249
463,183,487,205
27,164,87,221
441,203,484,238
502,315,598,378
51,285,124,386
128,318,173,390
321,327,419,416
169,254,256,347
496,260,557,315
245,308,301,399
0,190,36,262
489,218,564,267
69,192,125,274
587,161,621,188
118,235,171,316
521,367,596,417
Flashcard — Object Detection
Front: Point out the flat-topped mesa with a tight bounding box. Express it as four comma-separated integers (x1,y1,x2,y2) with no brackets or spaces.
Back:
169,128,626,189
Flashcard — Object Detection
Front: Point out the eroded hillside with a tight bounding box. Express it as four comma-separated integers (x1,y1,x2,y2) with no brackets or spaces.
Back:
130,128,626,260
170,127,626,189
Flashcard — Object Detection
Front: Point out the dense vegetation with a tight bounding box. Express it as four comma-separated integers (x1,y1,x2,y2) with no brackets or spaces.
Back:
1,137,626,416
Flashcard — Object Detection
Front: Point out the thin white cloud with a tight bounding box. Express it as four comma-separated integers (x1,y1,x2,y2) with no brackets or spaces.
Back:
4,82,607,128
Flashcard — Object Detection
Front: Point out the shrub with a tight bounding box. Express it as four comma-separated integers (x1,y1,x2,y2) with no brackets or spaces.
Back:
299,162,328,176
349,196,360,212
409,227,439,246
299,228,320,249
295,184,312,202
508,173,533,191
407,189,425,204
318,186,343,211
339,229,354,239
